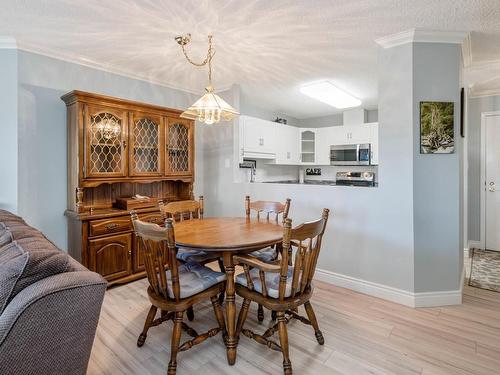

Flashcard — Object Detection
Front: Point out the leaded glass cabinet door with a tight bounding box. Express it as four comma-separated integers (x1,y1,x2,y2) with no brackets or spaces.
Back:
165,118,194,176
129,112,164,176
84,105,128,178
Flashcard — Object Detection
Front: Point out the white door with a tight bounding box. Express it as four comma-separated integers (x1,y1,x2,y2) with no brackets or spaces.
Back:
486,115,500,251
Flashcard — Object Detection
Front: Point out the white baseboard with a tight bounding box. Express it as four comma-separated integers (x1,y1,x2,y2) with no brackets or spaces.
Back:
314,268,462,308
468,240,482,250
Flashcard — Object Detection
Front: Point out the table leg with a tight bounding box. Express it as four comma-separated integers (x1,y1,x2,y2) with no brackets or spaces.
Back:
223,252,237,365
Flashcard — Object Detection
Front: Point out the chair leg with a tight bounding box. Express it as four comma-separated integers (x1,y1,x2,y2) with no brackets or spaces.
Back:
211,295,226,333
168,311,184,375
304,301,324,345
257,304,264,322
137,305,157,347
277,311,292,375
186,306,195,321
236,299,251,338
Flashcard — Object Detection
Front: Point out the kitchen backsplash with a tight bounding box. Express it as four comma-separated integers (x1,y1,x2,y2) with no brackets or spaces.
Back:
241,161,378,183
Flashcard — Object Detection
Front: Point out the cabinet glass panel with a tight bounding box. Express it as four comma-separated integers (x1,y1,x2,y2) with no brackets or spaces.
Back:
89,112,124,174
167,122,190,173
133,118,160,173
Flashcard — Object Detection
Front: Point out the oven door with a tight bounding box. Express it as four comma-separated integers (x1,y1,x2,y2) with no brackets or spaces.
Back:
330,145,360,165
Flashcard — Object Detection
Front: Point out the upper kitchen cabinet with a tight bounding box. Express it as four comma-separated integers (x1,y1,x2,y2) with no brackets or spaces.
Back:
129,112,164,177
239,115,277,160
275,124,300,164
334,124,371,145
165,118,194,176
314,127,332,165
84,105,129,179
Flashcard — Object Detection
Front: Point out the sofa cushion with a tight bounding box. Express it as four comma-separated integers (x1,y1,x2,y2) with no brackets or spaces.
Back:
0,239,71,315
0,242,29,314
0,224,13,248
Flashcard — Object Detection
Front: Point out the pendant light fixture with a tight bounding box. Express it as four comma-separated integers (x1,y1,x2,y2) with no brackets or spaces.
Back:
175,33,239,125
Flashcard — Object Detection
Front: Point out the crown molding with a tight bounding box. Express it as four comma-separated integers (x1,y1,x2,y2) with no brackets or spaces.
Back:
0,37,17,49
468,85,500,98
4,37,204,95
376,29,469,48
461,32,472,68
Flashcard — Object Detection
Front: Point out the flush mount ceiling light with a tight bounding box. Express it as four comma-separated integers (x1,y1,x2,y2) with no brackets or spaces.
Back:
300,81,361,109
175,33,239,125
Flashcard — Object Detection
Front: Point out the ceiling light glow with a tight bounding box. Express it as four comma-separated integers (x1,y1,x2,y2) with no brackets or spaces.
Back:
300,81,361,109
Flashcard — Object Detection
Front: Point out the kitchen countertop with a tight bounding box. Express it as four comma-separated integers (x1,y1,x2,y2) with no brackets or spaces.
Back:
259,180,378,187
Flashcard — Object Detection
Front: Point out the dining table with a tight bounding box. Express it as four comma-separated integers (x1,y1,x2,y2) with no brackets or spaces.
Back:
173,216,284,365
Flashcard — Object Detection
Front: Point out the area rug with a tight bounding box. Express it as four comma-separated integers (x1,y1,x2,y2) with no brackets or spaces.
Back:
469,249,500,293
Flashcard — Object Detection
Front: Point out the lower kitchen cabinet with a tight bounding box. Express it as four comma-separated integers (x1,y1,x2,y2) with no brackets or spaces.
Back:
89,233,132,282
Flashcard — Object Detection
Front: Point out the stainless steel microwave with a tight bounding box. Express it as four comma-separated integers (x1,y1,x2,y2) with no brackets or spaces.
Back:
330,144,371,166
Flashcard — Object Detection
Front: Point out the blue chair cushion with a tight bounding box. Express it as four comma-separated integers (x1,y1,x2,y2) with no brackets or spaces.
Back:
236,267,295,299
249,247,277,263
176,248,220,264
166,262,226,299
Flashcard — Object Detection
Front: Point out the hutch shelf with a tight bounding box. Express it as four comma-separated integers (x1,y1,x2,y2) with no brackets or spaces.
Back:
63,91,195,286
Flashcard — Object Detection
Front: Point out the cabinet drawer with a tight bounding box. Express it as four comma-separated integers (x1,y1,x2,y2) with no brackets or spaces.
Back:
89,217,132,237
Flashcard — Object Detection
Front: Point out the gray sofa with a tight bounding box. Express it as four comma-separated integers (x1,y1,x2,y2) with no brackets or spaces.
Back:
0,209,107,375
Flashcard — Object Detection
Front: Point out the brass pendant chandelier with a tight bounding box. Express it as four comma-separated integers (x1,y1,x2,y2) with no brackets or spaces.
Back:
175,33,239,125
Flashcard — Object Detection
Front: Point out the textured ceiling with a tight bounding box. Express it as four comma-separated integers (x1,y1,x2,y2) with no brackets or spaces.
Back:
1,0,500,118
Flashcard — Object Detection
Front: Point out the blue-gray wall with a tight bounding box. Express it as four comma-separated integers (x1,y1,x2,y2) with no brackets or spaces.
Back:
467,95,500,242
412,43,462,292
14,50,199,250
0,49,18,213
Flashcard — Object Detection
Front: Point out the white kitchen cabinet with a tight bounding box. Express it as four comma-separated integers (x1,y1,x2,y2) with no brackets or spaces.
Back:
315,127,331,165
239,115,277,160
336,124,371,145
369,122,379,165
275,124,300,164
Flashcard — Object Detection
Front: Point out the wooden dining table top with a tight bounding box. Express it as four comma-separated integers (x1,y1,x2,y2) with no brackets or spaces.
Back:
173,217,283,252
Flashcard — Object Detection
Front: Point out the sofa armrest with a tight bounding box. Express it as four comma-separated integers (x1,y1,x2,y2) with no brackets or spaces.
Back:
0,271,107,375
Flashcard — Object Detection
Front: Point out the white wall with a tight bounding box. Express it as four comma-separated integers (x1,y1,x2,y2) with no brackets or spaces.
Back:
202,81,416,293
15,50,200,250
412,43,462,293
0,49,18,213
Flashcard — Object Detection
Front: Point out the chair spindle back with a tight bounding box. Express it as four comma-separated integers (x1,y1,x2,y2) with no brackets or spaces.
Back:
245,196,291,223
159,196,204,222
131,211,181,301
279,208,329,301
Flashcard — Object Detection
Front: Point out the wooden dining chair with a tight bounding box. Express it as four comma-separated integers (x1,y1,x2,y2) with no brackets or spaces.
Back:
234,209,330,375
159,197,222,265
245,195,291,321
159,196,225,320
130,212,226,375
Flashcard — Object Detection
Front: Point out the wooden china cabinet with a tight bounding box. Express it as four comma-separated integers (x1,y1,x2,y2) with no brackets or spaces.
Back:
63,91,195,286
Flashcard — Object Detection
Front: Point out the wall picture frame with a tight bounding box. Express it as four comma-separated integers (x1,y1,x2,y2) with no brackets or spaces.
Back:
420,101,455,154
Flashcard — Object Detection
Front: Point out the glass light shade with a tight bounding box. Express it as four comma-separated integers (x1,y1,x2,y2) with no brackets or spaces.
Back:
181,86,239,124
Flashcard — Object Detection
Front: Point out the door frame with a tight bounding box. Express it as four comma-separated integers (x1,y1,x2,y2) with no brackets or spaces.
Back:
480,111,500,250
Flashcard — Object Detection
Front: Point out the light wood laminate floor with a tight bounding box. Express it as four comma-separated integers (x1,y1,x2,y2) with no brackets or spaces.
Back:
88,273,500,375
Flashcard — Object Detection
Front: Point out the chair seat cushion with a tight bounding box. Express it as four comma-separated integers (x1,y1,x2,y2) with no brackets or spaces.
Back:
236,267,295,299
249,247,277,263
176,248,220,264
166,262,226,299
